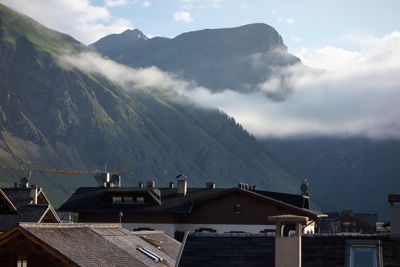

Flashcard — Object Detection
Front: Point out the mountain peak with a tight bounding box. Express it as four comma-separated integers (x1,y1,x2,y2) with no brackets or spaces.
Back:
89,28,147,52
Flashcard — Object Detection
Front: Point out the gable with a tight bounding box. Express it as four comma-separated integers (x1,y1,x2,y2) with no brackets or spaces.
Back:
36,190,49,205
0,189,17,214
38,207,61,223
0,227,76,266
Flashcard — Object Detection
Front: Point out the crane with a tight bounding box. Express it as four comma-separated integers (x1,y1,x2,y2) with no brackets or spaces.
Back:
0,162,132,188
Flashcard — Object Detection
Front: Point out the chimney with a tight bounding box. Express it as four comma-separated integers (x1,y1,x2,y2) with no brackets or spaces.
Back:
169,182,175,189
177,179,188,196
19,177,29,188
147,180,156,188
30,186,38,205
206,182,216,189
268,215,309,267
252,185,256,191
388,194,400,236
138,182,144,188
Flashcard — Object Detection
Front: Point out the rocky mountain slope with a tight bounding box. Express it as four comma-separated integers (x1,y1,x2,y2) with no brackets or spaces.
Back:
90,24,300,92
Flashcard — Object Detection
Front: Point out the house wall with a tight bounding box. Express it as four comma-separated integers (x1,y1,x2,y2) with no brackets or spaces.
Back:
178,192,309,225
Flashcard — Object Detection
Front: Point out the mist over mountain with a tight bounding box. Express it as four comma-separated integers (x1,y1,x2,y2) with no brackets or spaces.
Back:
90,23,300,93
91,23,400,217
0,4,302,206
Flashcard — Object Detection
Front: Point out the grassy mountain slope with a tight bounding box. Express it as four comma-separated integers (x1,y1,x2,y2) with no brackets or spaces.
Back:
0,4,301,206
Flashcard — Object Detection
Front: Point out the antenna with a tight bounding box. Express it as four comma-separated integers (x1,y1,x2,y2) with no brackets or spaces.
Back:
300,178,309,196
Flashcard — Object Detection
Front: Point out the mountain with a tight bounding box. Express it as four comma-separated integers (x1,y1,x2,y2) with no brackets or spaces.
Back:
264,137,400,218
90,23,300,92
0,4,302,206
92,23,399,218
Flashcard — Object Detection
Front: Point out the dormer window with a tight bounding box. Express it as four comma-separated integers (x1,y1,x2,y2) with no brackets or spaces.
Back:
123,196,133,203
112,196,122,203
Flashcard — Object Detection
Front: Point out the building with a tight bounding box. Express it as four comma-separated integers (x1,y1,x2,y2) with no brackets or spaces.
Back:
59,178,324,239
177,232,400,267
318,210,377,234
0,223,181,267
0,180,60,233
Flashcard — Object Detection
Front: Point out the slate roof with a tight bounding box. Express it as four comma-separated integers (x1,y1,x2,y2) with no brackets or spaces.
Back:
0,188,60,231
178,233,400,267
59,186,322,219
0,223,181,267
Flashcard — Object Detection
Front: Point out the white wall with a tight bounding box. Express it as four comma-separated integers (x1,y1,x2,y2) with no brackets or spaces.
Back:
122,223,276,237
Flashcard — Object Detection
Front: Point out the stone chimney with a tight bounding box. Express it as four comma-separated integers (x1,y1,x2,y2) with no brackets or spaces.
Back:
268,215,309,267
147,180,156,188
30,186,38,205
206,182,216,189
177,179,188,196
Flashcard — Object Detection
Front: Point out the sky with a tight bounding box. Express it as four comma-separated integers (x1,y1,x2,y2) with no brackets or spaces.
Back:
1,0,400,138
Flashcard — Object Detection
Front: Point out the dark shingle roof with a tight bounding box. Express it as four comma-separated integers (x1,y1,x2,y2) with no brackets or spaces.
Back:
0,188,60,231
15,223,180,267
178,233,400,267
59,186,322,219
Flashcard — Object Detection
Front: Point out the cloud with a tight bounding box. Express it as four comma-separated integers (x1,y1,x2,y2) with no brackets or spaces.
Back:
59,32,400,140
0,0,133,44
278,16,295,24
104,0,128,7
173,10,193,22
180,0,223,9
142,1,151,7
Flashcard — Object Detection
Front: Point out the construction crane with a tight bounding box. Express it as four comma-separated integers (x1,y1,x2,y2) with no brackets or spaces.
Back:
0,162,132,188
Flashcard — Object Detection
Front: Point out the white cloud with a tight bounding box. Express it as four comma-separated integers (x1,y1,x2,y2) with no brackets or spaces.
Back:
104,0,128,7
59,32,400,140
173,10,193,22
285,18,295,24
180,0,223,9
0,0,133,44
142,1,151,7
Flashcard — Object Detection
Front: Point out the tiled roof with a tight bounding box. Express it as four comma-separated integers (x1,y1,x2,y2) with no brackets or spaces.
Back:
14,223,180,267
178,233,400,267
59,186,322,219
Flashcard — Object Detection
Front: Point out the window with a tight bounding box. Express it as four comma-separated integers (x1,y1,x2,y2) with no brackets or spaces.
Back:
112,196,122,203
136,197,144,204
123,196,134,203
346,240,382,267
234,203,241,213
17,257,27,267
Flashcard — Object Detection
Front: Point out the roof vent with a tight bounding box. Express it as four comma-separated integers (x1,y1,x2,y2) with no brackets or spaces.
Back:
169,182,174,189
206,182,216,189
138,182,144,188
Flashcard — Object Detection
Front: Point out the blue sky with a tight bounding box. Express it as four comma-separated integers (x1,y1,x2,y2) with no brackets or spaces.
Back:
89,0,400,52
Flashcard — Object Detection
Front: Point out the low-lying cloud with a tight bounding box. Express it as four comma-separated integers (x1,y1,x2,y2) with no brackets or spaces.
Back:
60,31,400,139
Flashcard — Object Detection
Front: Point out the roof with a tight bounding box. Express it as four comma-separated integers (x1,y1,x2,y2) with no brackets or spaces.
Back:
59,186,323,219
178,233,400,267
0,223,181,267
0,187,61,231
